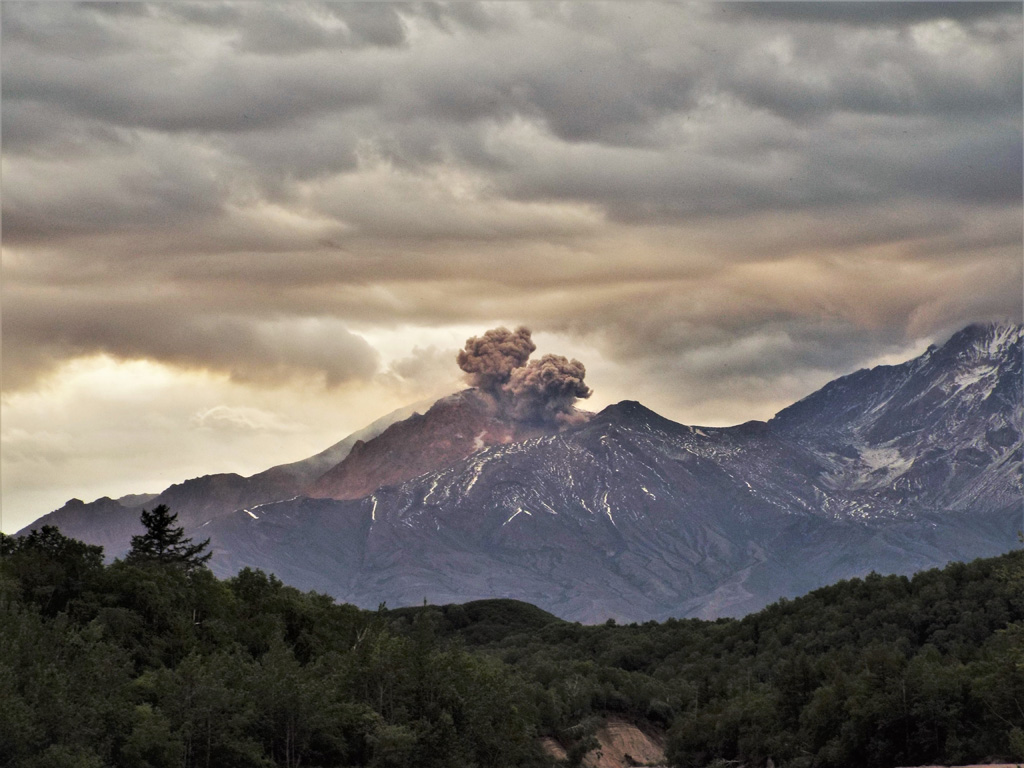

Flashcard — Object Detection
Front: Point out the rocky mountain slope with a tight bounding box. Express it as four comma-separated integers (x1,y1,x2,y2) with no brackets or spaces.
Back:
772,322,1023,517
21,399,429,556
307,389,560,500
20,322,1023,621
198,322,1022,621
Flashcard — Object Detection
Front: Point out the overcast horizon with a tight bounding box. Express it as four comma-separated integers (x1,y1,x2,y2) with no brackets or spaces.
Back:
2,1,1022,533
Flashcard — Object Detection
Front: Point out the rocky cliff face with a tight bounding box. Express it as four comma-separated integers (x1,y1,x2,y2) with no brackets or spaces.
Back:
541,719,667,768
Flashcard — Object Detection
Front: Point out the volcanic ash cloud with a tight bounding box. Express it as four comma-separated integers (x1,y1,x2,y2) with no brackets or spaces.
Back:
456,326,536,391
505,354,592,425
457,327,592,425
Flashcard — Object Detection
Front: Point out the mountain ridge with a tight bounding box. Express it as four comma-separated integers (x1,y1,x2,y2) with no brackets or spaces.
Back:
198,321,1022,621
307,388,565,501
18,321,1023,622
19,398,431,555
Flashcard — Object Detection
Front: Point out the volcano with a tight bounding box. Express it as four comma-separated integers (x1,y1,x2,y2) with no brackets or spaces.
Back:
20,322,1023,622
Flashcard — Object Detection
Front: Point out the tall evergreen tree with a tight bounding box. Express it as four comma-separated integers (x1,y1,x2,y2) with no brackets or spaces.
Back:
127,505,211,571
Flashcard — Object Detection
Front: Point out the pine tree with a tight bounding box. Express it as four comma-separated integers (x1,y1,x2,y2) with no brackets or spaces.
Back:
126,505,211,571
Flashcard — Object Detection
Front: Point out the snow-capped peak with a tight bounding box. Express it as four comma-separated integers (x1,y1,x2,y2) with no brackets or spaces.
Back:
969,321,1024,359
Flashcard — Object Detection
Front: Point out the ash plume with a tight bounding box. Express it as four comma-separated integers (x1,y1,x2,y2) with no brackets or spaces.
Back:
456,326,536,391
504,354,592,425
457,326,592,426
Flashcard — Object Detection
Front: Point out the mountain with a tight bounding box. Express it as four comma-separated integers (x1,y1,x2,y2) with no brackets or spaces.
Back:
19,398,431,557
195,322,1022,621
308,389,561,500
772,322,1023,516
19,322,1023,622
18,389,563,557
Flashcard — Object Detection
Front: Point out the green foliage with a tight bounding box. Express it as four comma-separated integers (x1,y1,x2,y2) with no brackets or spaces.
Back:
393,552,1024,768
20,745,106,768
655,552,1024,768
0,603,133,767
3,520,1022,768
0,526,104,615
120,704,182,768
126,504,211,572
1009,726,1024,761
1,523,549,768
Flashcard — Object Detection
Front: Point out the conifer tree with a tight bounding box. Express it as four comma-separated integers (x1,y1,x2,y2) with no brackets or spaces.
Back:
127,504,211,571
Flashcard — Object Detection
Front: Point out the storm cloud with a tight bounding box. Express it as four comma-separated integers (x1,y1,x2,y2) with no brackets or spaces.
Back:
2,2,1021,530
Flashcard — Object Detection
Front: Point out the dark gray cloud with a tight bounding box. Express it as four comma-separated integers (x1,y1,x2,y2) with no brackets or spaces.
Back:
2,45,381,135
5,2,1019,221
728,2,1018,26
2,288,380,390
1,0,1020,400
161,2,408,52
4,135,230,242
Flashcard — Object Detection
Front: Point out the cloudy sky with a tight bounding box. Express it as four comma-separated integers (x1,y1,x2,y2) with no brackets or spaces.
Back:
2,1,1021,532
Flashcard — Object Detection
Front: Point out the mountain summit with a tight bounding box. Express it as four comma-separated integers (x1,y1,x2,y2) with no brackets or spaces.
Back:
771,322,1023,516
19,322,1023,622
307,388,567,501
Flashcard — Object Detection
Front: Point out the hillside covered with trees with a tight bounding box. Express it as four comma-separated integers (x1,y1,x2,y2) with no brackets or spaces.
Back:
2,507,1022,768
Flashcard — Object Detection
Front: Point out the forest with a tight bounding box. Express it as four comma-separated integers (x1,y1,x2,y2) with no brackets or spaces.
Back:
2,506,1022,768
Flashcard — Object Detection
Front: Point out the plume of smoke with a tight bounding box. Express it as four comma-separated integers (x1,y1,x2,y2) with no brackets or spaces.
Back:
503,354,592,425
456,326,536,391
457,327,593,426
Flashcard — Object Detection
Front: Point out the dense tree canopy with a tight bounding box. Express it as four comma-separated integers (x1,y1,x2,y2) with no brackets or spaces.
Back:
1,511,1022,768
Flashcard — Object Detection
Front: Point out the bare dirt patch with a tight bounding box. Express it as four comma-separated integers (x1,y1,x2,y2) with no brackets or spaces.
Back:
540,737,569,762
584,718,666,768
540,718,666,768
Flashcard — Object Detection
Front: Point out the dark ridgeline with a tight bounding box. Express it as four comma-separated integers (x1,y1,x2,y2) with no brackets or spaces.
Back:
203,322,1024,621
19,322,1024,622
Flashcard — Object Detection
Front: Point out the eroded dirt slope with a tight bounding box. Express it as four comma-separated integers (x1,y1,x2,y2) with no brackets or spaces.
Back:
541,718,666,768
